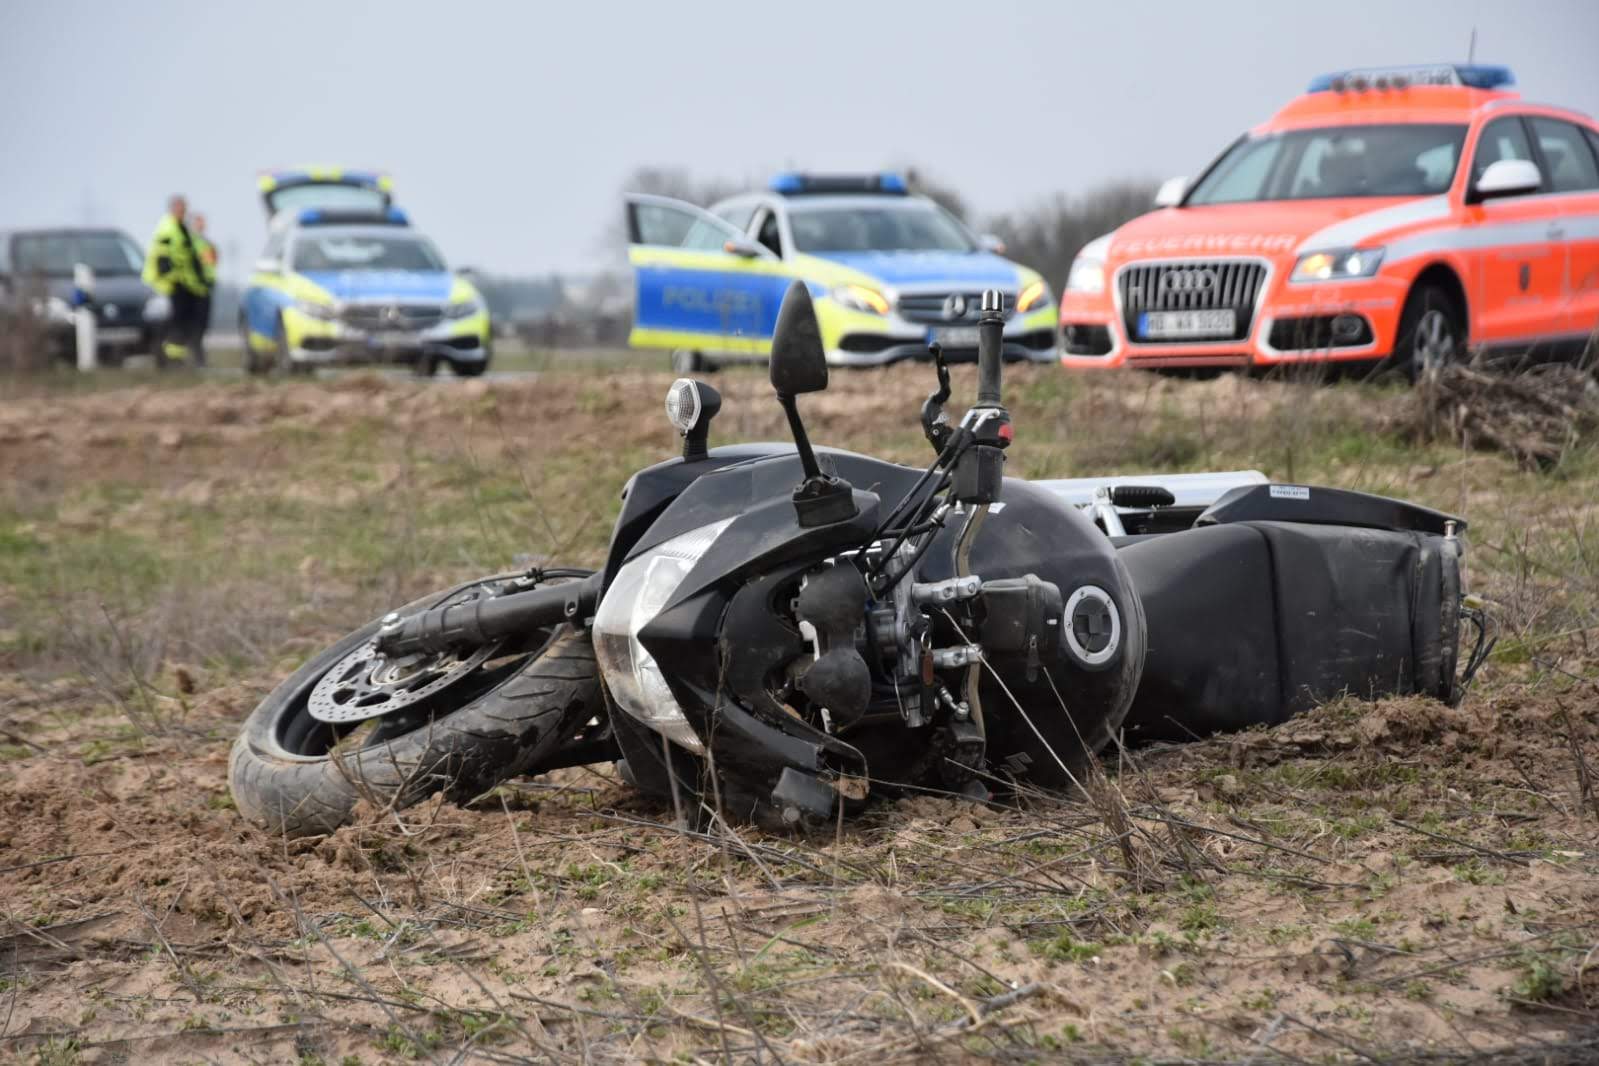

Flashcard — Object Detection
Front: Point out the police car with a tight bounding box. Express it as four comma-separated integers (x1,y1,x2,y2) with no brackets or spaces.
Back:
1058,65,1599,377
626,173,1057,370
240,169,491,376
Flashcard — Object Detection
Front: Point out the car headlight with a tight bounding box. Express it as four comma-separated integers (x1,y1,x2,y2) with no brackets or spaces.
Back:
444,297,482,320
592,517,736,756
1016,278,1053,313
1065,257,1106,296
1291,247,1385,283
831,283,890,316
296,299,340,321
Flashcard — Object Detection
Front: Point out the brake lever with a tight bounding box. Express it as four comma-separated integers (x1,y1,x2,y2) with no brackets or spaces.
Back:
920,342,953,455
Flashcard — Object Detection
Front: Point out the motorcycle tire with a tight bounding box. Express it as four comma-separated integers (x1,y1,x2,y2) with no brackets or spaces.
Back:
229,581,599,837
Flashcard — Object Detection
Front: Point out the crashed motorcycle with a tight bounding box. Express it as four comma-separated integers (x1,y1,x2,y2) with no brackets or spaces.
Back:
230,282,1487,835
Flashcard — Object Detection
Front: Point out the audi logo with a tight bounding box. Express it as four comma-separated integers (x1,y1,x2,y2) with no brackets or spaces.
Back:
1159,268,1217,292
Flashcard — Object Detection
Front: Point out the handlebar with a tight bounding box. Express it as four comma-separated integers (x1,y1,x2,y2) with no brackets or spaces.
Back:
976,289,1005,407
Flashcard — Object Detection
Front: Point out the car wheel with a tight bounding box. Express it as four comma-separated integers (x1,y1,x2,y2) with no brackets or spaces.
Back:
241,315,265,376
1395,284,1464,383
275,314,312,376
451,359,487,378
670,349,703,374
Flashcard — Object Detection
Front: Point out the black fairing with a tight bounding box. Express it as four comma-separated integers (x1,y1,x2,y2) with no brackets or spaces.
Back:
625,448,1145,793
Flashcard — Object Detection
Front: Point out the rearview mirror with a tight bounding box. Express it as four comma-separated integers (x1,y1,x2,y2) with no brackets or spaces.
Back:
1154,176,1188,208
723,237,763,258
769,281,828,396
1473,158,1541,202
979,234,1007,254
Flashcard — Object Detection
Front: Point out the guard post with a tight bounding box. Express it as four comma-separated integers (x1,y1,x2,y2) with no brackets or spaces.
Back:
71,263,97,371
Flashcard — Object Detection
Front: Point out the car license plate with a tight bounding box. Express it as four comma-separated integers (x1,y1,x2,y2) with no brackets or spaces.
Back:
929,326,981,349
1139,309,1235,339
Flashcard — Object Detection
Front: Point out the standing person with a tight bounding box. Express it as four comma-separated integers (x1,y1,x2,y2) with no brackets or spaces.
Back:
190,213,219,367
141,195,207,368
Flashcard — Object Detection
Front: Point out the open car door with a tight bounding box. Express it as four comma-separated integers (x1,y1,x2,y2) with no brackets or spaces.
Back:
625,194,792,357
259,168,394,219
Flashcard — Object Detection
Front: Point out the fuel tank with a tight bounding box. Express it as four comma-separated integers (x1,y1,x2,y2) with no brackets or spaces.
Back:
915,477,1147,786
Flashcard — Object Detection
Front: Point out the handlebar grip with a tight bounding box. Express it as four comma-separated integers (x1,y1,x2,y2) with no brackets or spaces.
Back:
976,289,1004,406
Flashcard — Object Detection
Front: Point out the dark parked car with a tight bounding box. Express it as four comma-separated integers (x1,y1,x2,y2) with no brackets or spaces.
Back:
0,228,164,365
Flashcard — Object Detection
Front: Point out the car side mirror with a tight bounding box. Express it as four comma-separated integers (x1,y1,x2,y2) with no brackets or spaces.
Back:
723,236,763,258
254,258,280,274
979,234,1007,254
1154,176,1188,208
1472,158,1541,203
769,281,828,396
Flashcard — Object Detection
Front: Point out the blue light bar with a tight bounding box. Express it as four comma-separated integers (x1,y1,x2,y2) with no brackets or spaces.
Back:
1456,65,1515,90
767,172,910,196
1307,63,1514,93
386,207,409,225
298,208,325,224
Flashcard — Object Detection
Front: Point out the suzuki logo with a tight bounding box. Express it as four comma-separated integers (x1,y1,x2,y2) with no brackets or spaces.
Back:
941,293,969,320
1160,268,1217,292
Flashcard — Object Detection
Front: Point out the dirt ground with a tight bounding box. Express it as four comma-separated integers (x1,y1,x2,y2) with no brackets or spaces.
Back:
2,365,1597,1064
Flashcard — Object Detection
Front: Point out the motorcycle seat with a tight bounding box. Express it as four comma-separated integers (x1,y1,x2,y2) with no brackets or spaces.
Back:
1196,484,1463,536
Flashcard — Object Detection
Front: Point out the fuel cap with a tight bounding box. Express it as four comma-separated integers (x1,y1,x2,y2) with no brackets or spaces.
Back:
1063,585,1121,669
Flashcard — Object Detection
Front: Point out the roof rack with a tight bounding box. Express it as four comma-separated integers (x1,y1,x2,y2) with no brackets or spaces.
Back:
768,172,908,196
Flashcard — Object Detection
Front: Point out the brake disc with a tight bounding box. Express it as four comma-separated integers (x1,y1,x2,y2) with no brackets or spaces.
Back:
306,635,504,724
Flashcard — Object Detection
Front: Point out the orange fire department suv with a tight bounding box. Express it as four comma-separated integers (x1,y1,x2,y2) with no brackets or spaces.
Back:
1059,64,1599,376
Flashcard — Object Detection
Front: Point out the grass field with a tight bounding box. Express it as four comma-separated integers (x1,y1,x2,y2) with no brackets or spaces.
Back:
1,361,1596,1064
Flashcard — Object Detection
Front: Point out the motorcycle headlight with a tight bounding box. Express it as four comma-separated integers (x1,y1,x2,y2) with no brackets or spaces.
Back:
1065,256,1106,296
1291,247,1385,283
296,299,340,321
831,283,890,316
444,297,482,320
1016,278,1053,313
592,517,736,755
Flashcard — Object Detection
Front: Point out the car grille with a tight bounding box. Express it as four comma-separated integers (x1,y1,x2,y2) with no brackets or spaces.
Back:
340,303,444,331
1117,260,1267,344
95,300,146,327
896,290,1015,325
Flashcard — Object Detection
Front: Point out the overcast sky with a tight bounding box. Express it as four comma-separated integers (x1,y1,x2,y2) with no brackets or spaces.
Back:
3,0,1597,279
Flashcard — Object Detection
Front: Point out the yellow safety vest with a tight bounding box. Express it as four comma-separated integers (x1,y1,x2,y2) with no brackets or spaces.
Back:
142,214,208,297
194,234,218,287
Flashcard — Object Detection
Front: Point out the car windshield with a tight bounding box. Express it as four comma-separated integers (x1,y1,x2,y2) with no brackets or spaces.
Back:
289,233,445,272
788,203,975,254
1187,123,1468,204
12,232,143,277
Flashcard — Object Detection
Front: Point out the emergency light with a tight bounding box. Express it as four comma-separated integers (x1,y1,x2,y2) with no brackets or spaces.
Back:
295,206,410,226
769,172,909,196
1307,64,1514,93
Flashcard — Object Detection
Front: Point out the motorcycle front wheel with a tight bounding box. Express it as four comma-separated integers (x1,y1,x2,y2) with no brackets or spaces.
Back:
229,577,600,837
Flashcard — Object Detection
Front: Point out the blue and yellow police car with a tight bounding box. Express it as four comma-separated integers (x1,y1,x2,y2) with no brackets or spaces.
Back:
240,169,491,376
625,172,1057,371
